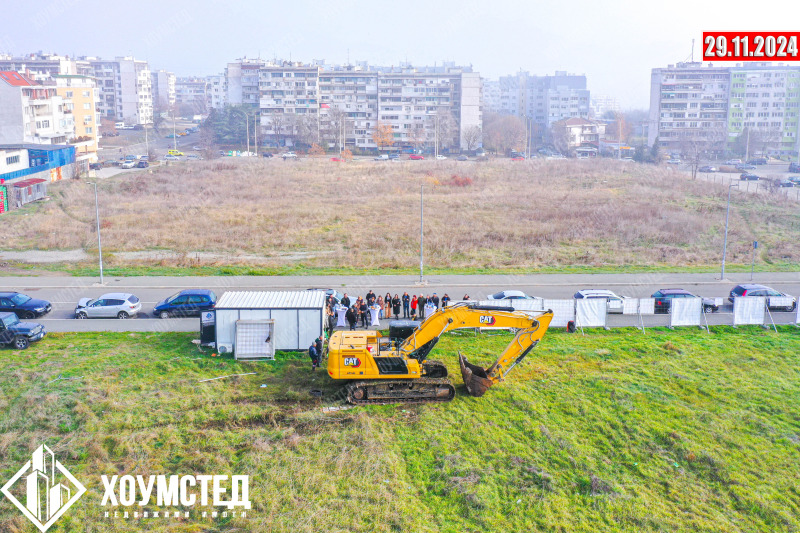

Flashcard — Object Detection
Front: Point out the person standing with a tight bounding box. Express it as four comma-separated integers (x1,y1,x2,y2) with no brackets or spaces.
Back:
366,290,376,305
346,306,357,330
359,299,369,328
402,292,410,318
384,292,392,320
418,294,426,320
325,304,335,336
376,295,384,319
392,294,401,319
441,294,451,308
410,295,418,319
314,335,324,363
341,293,351,308
463,294,470,301
432,293,440,309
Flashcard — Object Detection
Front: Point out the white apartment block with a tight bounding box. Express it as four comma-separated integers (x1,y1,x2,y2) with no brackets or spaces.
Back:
175,78,208,113
86,56,152,125
0,71,72,145
252,60,481,151
226,58,264,107
151,69,176,109
0,53,87,81
207,74,227,109
591,94,620,117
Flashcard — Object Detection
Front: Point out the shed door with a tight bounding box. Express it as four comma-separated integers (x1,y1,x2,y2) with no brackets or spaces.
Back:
271,309,299,350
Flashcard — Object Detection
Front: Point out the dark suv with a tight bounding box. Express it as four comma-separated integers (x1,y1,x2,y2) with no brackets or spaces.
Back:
652,289,719,313
153,289,216,318
0,312,46,349
0,292,51,319
789,162,800,173
728,284,796,311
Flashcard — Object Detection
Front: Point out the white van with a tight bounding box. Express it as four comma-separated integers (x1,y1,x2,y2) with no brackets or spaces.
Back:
115,122,125,129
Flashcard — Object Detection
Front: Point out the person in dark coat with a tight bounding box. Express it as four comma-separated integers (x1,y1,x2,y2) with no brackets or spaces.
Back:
341,293,351,308
432,293,440,309
441,294,451,308
309,342,320,370
346,306,357,330
366,290,376,305
463,294,470,300
315,335,324,359
359,300,369,328
402,292,410,318
392,294,401,319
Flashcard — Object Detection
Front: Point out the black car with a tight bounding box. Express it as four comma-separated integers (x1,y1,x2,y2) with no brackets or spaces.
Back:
698,165,717,173
153,289,216,318
457,155,469,161
0,312,45,349
0,292,51,319
136,160,149,168
778,179,794,188
728,284,796,311
89,162,103,170
789,162,800,173
740,173,759,181
262,152,273,158
652,289,718,313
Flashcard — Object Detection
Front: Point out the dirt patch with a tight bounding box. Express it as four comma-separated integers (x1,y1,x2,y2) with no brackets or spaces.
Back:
0,249,89,263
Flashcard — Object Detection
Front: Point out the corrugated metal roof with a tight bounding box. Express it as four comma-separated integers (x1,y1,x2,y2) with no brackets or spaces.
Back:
12,178,46,187
215,290,325,309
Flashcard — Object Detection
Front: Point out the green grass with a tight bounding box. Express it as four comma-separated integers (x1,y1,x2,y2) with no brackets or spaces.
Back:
1,328,799,532
12,260,800,278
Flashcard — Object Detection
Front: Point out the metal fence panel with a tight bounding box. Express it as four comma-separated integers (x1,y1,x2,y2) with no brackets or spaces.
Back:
639,298,655,315
576,298,607,328
733,297,766,325
622,298,640,315
542,299,575,327
769,296,795,310
670,297,702,327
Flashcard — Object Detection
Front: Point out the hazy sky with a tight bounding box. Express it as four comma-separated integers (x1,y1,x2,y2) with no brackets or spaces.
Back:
2,0,792,109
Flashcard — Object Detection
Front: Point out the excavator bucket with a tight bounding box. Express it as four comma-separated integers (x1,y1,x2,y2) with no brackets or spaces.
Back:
459,352,494,397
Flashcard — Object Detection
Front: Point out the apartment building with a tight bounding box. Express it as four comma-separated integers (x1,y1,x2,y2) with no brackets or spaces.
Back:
151,69,176,109
253,60,481,152
0,71,72,145
86,57,152,125
175,78,208,113
648,62,800,156
51,74,100,170
207,74,227,109
226,58,264,107
0,52,87,81
591,94,620,117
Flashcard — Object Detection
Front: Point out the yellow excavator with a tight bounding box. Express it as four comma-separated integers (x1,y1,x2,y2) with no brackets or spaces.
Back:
326,303,554,405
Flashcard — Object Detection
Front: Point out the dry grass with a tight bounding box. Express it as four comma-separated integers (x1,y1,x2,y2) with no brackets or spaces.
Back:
8,158,800,270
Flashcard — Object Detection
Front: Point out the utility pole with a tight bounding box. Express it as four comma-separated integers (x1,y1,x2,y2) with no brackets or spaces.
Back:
750,241,757,281
419,184,424,283
88,182,104,285
253,113,258,156
745,128,750,162
721,182,737,280
172,111,177,151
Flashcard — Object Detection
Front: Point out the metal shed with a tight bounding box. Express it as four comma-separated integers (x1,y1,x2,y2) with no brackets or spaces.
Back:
213,291,325,354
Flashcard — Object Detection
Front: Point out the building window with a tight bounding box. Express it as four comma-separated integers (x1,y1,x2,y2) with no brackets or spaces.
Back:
86,127,93,133
83,103,91,109
6,155,20,165
66,91,73,97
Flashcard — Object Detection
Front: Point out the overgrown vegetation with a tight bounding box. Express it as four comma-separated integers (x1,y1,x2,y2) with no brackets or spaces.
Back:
4,159,800,274
1,328,799,532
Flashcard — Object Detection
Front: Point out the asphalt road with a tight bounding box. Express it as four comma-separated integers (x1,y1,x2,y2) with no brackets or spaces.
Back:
2,272,797,332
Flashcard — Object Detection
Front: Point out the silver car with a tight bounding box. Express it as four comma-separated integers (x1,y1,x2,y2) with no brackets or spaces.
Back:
573,289,627,314
75,293,142,319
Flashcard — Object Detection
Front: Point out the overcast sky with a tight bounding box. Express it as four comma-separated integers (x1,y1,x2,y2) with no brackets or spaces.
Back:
2,0,792,109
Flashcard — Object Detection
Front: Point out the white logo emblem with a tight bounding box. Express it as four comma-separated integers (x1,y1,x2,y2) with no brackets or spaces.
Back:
1,444,86,532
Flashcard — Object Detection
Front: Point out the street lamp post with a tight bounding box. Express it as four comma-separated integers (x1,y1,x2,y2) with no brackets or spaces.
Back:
87,182,104,285
720,182,738,280
419,184,424,283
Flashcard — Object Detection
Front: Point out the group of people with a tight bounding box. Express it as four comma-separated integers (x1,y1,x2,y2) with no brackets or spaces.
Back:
323,290,472,333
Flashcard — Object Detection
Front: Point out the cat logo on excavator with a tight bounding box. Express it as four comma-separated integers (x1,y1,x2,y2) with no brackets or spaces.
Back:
479,315,496,325
344,357,361,367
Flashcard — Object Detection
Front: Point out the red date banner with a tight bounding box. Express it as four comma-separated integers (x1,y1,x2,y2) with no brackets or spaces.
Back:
702,32,799,61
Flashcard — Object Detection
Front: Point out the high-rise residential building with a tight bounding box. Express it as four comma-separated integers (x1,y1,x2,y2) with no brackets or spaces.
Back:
591,94,620,117
648,61,800,156
207,74,227,109
151,69,176,109
0,71,72,145
51,74,100,170
85,56,152,125
253,60,481,151
175,77,208,113
226,58,264,107
0,52,89,81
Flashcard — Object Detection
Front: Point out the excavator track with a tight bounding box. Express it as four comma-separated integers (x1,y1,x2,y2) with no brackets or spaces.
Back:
345,377,455,405
422,360,448,378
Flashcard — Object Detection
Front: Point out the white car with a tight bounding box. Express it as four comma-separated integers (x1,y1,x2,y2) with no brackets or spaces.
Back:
725,159,742,165
121,160,137,169
164,155,181,161
573,289,627,314
487,290,537,300
281,152,298,160
192,146,203,151
435,155,447,160
75,293,141,319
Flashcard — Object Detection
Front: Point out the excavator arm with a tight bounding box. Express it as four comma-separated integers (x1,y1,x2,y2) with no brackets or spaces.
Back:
398,303,554,396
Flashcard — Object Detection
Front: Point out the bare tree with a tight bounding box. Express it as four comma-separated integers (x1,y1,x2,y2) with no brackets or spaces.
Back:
268,113,287,147
324,107,346,151
462,125,481,152
407,122,426,153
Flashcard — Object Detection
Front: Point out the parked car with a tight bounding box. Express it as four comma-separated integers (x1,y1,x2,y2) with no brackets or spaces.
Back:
573,289,627,314
725,159,743,165
457,155,468,161
435,155,447,160
747,157,768,165
124,155,137,161
666,159,682,165
740,173,759,181
409,154,424,160
166,134,176,139
487,290,537,301
778,179,794,187
75,293,142,319
789,162,800,173
736,163,756,170
652,289,718,313
164,155,181,161
728,284,796,311
261,152,273,158
0,292,51,319
121,160,137,169
374,154,389,161
307,288,345,305
186,154,203,160
0,312,45,350
388,153,400,160
89,162,103,170
153,289,216,319
330,157,344,162
132,124,143,131
136,161,149,168
789,176,800,185
167,149,184,157
698,166,717,173
282,152,298,160
192,145,204,151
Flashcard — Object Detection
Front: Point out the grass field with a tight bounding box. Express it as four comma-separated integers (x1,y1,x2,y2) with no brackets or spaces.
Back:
5,158,800,275
1,327,799,532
